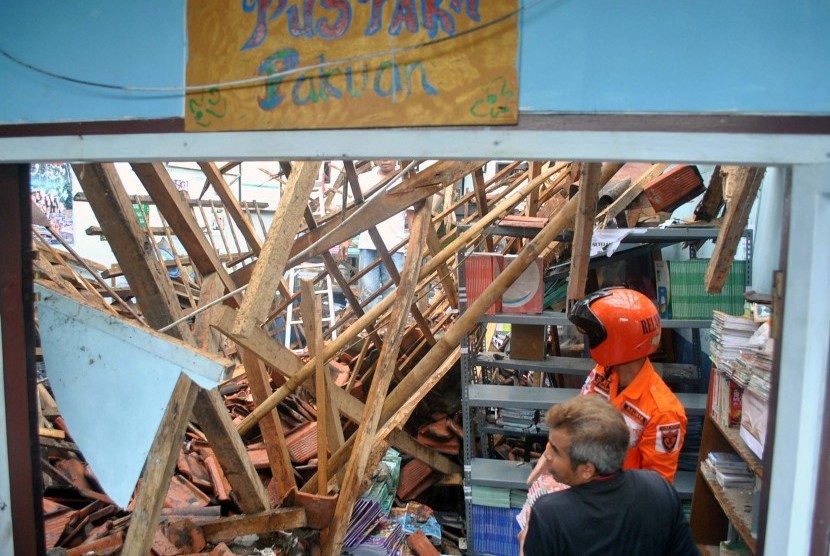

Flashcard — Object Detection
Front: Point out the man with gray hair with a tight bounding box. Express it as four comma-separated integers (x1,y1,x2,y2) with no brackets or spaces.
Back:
522,395,699,556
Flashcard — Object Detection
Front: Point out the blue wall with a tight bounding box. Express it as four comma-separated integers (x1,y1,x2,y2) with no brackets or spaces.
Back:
0,1,185,123
519,0,830,114
1,0,829,125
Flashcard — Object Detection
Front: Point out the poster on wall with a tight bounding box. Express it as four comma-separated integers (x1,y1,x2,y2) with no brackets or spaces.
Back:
185,1,519,131
30,163,73,244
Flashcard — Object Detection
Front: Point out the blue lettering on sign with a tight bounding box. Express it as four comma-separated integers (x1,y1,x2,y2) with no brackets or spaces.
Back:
257,47,299,109
257,50,438,110
242,0,476,48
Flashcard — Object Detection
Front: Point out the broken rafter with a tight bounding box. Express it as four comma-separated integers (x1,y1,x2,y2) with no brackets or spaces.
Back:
324,198,431,555
72,163,195,343
704,166,765,293
232,161,321,337
566,162,602,304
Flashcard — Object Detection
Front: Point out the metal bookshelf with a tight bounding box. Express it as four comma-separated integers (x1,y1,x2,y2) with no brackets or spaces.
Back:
458,225,734,554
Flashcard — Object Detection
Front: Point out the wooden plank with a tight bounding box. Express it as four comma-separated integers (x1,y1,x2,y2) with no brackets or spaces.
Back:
472,167,495,252
525,161,543,217
72,163,195,343
426,223,459,309
197,161,263,254
694,165,725,222
32,215,144,323
238,347,296,499
198,507,307,542
324,199,431,555
232,161,321,336
122,374,199,556
131,162,238,296
299,279,329,495
191,388,270,513
566,162,602,303
704,166,765,293
596,163,669,227
191,273,225,352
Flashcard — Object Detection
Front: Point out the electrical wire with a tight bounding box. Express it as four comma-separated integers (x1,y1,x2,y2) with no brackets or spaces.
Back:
0,0,546,94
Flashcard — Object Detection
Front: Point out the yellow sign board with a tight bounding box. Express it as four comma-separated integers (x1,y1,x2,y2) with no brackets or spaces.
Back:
185,1,519,131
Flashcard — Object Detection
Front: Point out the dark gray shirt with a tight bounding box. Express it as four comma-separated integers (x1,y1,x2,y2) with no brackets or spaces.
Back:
524,469,700,556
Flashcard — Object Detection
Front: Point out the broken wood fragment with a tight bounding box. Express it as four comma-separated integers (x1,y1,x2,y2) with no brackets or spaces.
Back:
566,162,602,304
196,507,307,542
705,166,765,293
232,161,321,336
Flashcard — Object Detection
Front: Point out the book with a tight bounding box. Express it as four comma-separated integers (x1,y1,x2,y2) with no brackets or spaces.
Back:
707,451,750,472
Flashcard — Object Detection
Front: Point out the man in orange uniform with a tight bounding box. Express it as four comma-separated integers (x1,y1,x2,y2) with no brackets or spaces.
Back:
570,287,687,482
527,287,687,485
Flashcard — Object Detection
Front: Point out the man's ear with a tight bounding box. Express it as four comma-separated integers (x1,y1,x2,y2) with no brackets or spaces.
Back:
577,462,596,481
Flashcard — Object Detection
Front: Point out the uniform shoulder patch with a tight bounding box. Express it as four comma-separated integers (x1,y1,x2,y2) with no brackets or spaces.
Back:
655,422,683,453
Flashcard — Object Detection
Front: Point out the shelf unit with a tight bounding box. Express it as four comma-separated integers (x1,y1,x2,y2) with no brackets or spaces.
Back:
690,415,764,552
458,225,729,554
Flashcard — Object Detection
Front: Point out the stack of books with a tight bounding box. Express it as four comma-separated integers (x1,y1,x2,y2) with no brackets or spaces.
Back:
709,312,762,428
710,311,760,370
706,452,755,490
496,408,538,432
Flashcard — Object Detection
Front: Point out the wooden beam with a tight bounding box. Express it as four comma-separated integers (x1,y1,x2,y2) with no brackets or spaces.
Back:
191,273,225,352
705,166,765,293
192,388,270,513
324,199,431,555
198,507,307,542
72,163,194,343
232,161,321,336
472,167,495,251
426,222,459,309
131,163,238,296
238,347,296,499
525,162,542,217
122,374,199,556
299,279,329,495
566,162,602,303
694,165,725,222
197,162,263,254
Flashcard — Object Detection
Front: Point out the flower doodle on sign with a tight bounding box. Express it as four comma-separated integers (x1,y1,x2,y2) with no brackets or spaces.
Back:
470,77,514,118
188,87,227,128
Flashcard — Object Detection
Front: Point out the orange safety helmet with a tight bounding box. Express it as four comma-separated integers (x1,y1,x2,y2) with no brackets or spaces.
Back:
568,288,661,367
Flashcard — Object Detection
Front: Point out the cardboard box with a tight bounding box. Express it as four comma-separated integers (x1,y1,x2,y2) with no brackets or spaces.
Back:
465,253,504,315
510,324,546,361
502,255,544,314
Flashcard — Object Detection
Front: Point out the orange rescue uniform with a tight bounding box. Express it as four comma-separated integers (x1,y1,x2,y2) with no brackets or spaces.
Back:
581,358,687,483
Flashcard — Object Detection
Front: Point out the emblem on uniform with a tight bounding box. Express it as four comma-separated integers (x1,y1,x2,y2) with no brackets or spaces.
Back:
656,422,682,453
